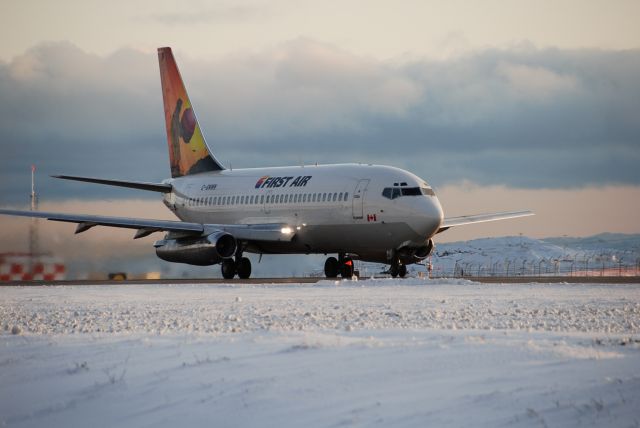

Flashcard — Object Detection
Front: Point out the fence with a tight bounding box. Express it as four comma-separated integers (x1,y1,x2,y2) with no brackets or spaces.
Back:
430,257,640,278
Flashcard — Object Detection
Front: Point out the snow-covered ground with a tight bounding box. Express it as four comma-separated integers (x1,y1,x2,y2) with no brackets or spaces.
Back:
1,279,639,427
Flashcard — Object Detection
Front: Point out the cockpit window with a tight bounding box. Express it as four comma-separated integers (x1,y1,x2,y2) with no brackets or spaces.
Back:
401,187,421,196
382,186,435,199
421,186,435,196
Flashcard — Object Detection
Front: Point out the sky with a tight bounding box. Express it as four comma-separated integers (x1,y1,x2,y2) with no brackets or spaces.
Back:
1,0,639,262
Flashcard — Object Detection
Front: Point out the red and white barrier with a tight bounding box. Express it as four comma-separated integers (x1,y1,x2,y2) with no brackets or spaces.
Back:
0,254,66,281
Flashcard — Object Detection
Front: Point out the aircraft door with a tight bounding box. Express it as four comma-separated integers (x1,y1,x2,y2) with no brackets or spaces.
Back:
352,179,370,219
263,190,273,214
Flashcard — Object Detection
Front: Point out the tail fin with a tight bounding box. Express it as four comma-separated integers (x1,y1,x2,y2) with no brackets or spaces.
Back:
158,47,224,178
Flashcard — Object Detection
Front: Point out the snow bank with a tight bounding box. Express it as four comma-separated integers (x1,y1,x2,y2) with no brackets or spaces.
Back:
2,282,638,335
1,281,639,427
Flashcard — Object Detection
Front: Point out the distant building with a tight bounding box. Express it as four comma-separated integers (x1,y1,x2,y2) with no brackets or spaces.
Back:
0,253,66,281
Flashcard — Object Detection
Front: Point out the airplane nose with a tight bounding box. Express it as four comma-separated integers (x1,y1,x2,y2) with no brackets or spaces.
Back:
408,196,443,237
427,196,444,234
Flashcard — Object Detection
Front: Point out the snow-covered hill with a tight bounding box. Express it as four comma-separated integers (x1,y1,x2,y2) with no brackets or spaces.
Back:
416,234,640,277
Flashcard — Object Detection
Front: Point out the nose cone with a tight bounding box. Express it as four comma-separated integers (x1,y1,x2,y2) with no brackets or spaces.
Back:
406,195,443,238
426,195,444,236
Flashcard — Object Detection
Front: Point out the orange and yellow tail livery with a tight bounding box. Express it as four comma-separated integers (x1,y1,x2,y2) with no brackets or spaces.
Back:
158,47,224,177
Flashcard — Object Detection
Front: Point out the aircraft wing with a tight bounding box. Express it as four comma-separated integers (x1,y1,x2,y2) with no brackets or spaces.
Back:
0,209,294,242
437,210,534,234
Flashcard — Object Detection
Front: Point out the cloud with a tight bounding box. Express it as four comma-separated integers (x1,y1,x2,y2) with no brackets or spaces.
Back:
496,61,579,101
0,40,639,203
140,3,270,26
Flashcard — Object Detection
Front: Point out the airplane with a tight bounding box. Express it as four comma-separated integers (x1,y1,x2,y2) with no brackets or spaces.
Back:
0,47,533,279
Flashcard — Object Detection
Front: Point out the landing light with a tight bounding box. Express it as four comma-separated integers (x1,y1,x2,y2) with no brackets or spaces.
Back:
280,227,293,234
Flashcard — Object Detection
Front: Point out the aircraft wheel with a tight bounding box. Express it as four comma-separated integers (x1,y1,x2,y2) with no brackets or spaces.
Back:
398,264,407,278
341,258,354,278
236,257,252,279
221,259,236,279
389,264,399,278
324,257,339,278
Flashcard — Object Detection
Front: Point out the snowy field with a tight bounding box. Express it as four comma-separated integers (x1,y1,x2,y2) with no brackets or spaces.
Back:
1,279,639,427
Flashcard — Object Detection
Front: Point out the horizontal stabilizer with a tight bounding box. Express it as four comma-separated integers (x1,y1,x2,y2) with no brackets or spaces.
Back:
52,175,172,193
438,210,534,234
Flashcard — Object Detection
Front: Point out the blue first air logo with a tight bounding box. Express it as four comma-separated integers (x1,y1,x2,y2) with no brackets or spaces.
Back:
255,175,312,189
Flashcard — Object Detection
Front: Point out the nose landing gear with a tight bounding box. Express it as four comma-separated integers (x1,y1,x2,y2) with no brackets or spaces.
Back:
388,258,407,278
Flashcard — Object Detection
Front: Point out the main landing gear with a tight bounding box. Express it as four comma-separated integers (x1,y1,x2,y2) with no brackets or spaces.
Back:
324,253,354,278
221,253,252,279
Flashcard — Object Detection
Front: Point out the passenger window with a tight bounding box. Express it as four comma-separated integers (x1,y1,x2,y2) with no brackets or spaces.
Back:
338,192,343,201
260,195,264,204
302,194,307,203
322,193,327,202
344,192,349,201
332,193,337,202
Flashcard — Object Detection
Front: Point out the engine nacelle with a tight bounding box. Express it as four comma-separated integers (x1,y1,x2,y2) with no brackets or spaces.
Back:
413,239,435,260
397,239,435,264
154,231,236,266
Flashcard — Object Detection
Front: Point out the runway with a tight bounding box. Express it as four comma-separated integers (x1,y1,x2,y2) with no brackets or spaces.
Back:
1,275,639,286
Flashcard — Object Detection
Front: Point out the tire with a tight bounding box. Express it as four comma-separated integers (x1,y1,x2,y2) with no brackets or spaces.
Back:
341,258,354,278
221,259,236,279
236,257,252,279
389,264,399,278
398,264,407,278
324,257,339,278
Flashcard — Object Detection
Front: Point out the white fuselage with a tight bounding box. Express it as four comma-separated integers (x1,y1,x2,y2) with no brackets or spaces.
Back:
163,163,443,263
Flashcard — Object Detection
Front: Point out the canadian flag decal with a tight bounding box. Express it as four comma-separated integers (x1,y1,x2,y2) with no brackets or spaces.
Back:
367,214,377,222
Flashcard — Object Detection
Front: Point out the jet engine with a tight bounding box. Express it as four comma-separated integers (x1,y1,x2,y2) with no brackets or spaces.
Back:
413,239,435,260
154,231,236,266
397,239,435,264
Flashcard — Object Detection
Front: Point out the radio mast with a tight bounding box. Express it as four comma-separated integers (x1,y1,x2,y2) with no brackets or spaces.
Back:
29,165,39,265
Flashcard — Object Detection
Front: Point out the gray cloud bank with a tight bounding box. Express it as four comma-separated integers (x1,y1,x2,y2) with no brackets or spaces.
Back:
1,40,639,203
